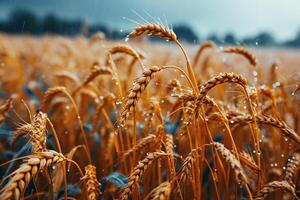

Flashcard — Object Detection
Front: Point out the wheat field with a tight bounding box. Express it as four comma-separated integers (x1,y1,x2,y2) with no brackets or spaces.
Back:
0,23,299,200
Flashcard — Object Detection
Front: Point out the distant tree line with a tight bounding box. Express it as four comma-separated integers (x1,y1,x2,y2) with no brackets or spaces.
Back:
1,9,300,47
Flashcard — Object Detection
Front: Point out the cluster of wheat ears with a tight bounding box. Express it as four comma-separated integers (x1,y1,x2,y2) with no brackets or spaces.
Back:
0,22,299,200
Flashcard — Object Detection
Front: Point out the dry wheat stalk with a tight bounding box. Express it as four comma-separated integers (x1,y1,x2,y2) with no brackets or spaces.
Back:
213,142,248,184
82,164,101,200
121,65,162,123
118,151,168,200
254,181,296,200
144,181,171,200
0,150,66,200
13,112,48,153
128,23,177,41
284,151,300,185
222,47,257,66
227,114,300,144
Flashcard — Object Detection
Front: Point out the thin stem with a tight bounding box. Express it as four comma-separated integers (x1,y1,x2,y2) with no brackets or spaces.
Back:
63,90,91,162
175,40,199,94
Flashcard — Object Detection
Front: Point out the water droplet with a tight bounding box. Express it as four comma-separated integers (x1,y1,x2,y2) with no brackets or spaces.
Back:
124,37,129,42
272,82,280,88
116,99,122,105
252,70,258,76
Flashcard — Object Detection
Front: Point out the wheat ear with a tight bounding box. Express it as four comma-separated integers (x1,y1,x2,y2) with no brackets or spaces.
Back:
284,151,300,185
213,142,248,184
89,32,105,45
197,72,247,103
124,134,157,157
72,64,112,96
128,23,199,94
128,23,177,41
13,112,48,153
41,86,91,161
176,148,201,184
222,47,257,66
192,41,216,67
228,114,300,144
82,164,101,200
0,150,66,200
254,181,295,200
121,65,162,123
118,151,168,200
144,181,171,200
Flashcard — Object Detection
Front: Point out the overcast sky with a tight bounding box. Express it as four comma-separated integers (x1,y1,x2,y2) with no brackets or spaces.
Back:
0,0,299,41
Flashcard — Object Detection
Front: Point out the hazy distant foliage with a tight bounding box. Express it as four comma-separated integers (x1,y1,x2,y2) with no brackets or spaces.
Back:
1,9,300,47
